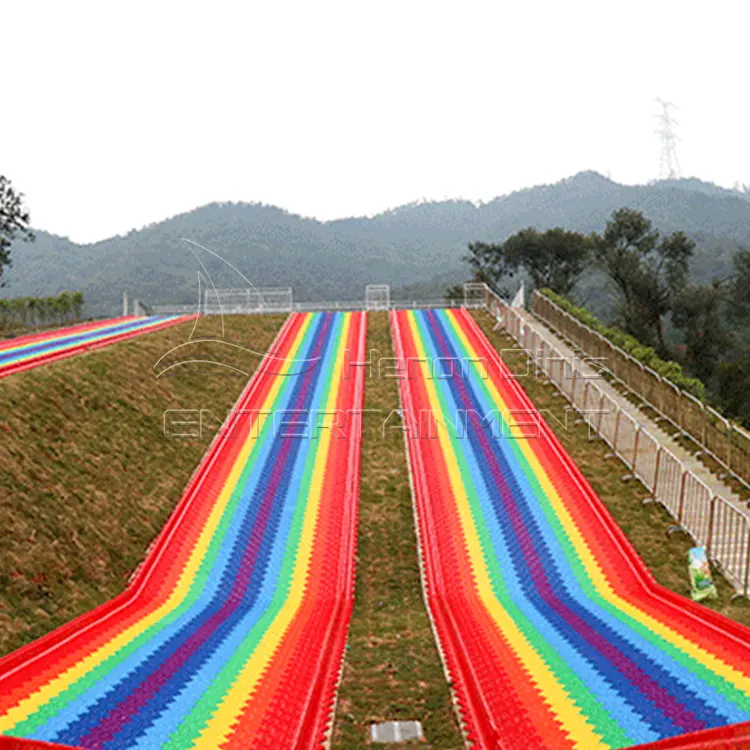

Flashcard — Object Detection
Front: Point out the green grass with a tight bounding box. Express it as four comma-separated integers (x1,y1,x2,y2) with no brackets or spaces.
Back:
0,314,284,654
331,312,462,749
473,311,750,626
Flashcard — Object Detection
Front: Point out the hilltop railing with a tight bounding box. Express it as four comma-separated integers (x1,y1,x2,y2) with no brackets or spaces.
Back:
153,297,463,315
472,282,750,596
530,290,750,491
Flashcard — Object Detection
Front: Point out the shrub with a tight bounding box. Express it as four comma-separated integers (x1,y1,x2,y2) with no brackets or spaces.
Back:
541,289,706,401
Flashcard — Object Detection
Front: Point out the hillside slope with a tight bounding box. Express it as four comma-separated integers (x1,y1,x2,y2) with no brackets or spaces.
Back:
0,314,283,654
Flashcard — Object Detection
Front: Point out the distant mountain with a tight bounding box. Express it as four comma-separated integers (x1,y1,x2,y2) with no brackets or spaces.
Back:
3,172,750,315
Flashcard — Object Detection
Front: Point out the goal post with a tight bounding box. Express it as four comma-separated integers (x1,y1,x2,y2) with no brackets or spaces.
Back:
203,287,293,314
365,284,390,311
463,283,488,309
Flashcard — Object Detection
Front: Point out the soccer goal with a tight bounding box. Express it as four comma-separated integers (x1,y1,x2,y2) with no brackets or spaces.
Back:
204,287,293,314
365,284,390,311
463,283,488,309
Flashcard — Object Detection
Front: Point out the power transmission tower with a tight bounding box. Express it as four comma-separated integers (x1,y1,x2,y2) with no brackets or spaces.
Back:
655,98,682,179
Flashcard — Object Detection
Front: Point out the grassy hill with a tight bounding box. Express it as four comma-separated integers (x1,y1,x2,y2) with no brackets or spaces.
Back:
0,314,284,654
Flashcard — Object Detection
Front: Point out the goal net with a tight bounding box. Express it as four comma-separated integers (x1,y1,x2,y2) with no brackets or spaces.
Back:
204,287,293,314
365,284,390,311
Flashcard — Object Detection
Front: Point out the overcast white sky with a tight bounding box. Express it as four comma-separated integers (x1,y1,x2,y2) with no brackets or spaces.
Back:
2,0,748,243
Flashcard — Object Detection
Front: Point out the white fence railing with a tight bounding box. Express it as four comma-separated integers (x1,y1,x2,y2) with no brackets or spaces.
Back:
365,284,391,311
474,283,750,596
153,296,463,316
531,289,750,491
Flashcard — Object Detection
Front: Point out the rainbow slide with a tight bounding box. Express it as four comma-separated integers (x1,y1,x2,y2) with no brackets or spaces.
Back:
392,308,750,750
0,311,366,749
0,315,191,379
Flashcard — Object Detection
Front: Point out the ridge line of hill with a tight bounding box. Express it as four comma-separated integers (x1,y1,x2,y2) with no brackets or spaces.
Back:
3,172,749,316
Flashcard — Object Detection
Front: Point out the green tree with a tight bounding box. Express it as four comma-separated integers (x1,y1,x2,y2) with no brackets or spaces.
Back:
35,296,48,324
26,296,38,326
71,291,84,319
716,354,750,423
0,176,34,286
57,291,72,322
465,227,592,296
13,297,27,324
594,208,694,354
46,295,60,324
672,280,732,385
728,250,750,333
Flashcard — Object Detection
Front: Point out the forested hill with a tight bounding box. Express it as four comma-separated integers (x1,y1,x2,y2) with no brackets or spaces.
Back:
3,172,750,315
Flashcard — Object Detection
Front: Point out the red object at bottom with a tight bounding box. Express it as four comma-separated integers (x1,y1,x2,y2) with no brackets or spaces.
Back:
0,738,81,750
632,720,750,748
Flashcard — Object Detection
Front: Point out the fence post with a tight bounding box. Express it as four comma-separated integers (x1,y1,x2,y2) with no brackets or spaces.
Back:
677,470,688,526
652,447,662,496
633,426,642,474
596,391,606,434
707,495,717,558
744,529,750,596
613,409,622,454
569,363,579,404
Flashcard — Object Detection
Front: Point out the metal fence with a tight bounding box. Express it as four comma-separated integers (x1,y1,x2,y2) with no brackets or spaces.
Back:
365,284,391,311
531,290,750,491
479,284,750,596
154,297,462,315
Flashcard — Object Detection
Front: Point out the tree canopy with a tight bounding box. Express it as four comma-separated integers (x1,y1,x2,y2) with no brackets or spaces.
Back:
462,206,750,424
0,176,34,286
594,208,694,354
465,227,593,297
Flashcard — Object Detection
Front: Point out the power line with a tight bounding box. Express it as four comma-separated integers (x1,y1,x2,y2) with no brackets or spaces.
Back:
654,98,682,180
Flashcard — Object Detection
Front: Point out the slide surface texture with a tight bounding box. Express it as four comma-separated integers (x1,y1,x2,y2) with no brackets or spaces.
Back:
392,308,750,750
0,311,366,750
0,315,190,378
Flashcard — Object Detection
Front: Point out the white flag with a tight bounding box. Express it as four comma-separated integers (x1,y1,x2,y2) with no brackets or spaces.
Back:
511,282,525,308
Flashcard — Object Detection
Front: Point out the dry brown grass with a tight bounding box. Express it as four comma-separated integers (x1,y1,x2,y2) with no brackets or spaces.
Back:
0,314,284,654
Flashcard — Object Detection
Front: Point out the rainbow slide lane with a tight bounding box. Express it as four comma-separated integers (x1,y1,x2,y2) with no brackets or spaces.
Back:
392,307,750,750
0,315,191,379
0,311,366,750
